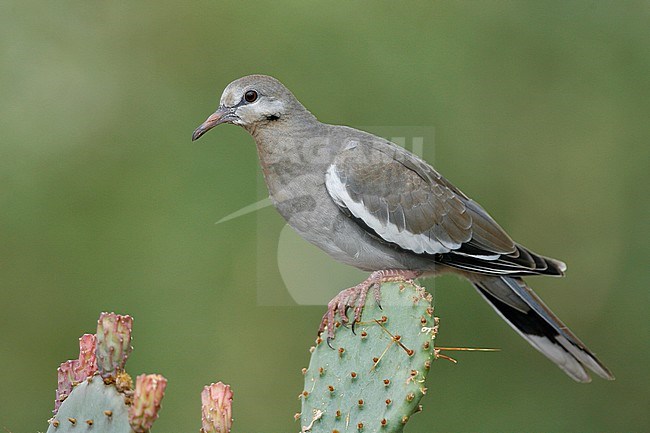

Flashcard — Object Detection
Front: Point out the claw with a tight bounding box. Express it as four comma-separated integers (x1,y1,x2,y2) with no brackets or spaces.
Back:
326,336,335,350
317,269,421,341
341,306,350,326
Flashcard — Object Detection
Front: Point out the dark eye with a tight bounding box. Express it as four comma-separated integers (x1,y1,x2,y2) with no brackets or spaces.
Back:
244,90,258,103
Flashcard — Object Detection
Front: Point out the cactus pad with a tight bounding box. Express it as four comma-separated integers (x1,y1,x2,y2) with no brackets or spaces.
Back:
96,312,133,379
47,378,132,433
201,382,234,433
300,281,437,433
129,374,168,433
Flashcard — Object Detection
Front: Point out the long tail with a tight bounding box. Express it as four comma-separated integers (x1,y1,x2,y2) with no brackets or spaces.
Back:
470,275,614,382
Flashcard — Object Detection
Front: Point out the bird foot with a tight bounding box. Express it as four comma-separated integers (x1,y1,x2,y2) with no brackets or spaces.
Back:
318,269,421,344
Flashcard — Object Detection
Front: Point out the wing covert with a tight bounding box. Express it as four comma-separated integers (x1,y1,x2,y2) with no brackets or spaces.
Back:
325,140,517,259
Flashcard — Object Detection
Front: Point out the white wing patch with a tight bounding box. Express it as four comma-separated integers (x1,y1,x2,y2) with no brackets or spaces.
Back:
325,165,451,255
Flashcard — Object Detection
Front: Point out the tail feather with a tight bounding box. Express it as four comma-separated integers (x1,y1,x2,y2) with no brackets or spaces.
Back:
470,275,614,382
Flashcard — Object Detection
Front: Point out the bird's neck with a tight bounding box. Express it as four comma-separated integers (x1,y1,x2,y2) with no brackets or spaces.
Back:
249,119,338,202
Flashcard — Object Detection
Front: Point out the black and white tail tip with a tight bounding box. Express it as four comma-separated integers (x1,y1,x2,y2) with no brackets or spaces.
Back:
472,275,614,382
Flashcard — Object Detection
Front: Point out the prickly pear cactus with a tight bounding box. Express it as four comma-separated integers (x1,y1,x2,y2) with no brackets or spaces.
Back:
45,288,436,433
47,313,167,433
45,312,237,433
299,281,437,433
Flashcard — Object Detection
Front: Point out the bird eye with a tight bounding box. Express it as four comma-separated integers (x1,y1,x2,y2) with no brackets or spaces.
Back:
244,90,258,103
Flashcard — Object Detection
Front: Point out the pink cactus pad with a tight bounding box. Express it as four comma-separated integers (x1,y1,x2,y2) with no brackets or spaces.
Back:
53,333,99,413
73,333,98,380
96,312,133,378
129,374,168,433
54,360,76,412
201,382,234,433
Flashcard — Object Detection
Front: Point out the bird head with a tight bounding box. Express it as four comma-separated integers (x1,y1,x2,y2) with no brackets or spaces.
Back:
192,75,313,140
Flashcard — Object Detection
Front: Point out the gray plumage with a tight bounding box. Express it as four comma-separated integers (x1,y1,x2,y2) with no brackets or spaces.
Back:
192,74,613,383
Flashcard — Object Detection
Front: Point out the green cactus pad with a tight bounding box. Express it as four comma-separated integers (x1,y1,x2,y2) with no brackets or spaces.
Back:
300,281,436,433
47,376,132,433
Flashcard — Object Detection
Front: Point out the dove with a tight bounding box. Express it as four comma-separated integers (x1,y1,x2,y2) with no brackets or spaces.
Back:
192,75,613,382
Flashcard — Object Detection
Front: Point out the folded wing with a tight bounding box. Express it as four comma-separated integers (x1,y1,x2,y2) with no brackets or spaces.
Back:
325,139,565,276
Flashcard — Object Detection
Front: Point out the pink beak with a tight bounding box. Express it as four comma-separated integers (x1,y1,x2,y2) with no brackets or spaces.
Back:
192,107,233,141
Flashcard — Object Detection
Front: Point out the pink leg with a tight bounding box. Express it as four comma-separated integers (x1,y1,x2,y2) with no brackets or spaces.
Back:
318,269,421,341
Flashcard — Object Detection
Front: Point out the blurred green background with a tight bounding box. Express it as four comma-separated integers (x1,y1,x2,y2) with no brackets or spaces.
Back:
1,1,649,432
